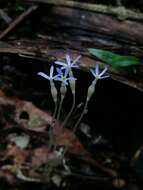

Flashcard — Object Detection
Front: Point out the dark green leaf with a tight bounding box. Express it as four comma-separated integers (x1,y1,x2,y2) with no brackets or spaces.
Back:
88,48,140,68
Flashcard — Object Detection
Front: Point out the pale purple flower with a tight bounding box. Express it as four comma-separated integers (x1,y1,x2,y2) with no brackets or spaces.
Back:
56,68,76,85
55,54,81,70
90,64,109,80
38,66,59,81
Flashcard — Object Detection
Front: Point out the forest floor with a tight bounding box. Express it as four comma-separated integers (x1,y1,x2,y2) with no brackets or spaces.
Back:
0,1,143,190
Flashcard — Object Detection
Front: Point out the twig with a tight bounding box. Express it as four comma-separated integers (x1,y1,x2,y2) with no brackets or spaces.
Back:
0,47,36,55
0,5,38,40
25,0,143,21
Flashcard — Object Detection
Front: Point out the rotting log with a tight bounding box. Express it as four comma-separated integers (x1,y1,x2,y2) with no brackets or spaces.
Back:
26,0,143,21
0,0,143,91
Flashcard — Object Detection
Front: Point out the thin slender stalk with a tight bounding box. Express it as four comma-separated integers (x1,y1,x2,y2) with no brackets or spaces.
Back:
48,81,58,150
73,99,88,133
52,83,67,151
48,100,58,150
73,79,97,133
62,93,75,127
71,102,83,117
57,82,67,121
62,69,76,126
57,95,64,121
53,100,58,118
63,80,97,156
52,96,64,150
62,99,86,155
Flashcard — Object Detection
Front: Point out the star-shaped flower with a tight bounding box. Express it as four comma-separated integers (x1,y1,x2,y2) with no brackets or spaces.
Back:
38,66,59,81
55,54,81,70
56,68,76,85
90,64,109,80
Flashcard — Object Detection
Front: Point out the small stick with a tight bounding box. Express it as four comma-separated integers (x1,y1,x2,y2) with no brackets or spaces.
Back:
62,93,75,127
0,5,38,40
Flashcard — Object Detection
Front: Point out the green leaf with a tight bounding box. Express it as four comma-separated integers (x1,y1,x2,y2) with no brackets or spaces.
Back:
88,48,140,68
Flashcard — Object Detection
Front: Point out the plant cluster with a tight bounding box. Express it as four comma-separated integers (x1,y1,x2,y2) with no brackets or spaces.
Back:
38,54,109,151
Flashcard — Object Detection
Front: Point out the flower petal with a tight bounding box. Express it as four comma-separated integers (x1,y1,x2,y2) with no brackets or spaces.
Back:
38,72,50,80
55,61,67,67
65,54,71,66
52,74,60,80
64,68,69,77
72,55,81,67
56,68,62,75
95,64,99,75
98,66,108,78
50,66,54,78
100,75,109,79
90,69,96,78
68,77,77,81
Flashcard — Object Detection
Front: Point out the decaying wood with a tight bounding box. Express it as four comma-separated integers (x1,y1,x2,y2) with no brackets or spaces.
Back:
26,0,143,21
0,1,143,91
0,40,143,92
41,6,143,46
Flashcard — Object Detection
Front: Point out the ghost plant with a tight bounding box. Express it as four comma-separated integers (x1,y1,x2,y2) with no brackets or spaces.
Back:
38,54,109,151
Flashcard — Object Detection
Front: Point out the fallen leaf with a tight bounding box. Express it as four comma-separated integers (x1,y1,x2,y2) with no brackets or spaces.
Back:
0,90,53,131
31,146,49,167
5,144,28,164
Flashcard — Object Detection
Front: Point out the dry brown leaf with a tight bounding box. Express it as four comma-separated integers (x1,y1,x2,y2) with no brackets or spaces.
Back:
5,144,28,164
0,169,17,185
0,90,53,131
53,125,89,156
31,146,50,167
